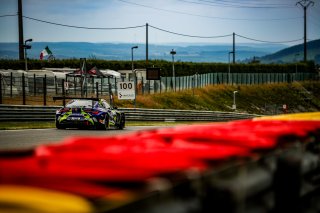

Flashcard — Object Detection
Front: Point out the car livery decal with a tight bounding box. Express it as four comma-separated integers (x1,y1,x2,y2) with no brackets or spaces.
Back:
108,110,118,126
58,108,95,125
81,108,94,125
58,108,72,123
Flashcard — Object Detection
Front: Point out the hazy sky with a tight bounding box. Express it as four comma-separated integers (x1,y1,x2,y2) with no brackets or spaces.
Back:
0,0,319,45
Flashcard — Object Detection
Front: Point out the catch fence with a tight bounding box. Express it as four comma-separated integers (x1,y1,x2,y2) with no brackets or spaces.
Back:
0,70,317,105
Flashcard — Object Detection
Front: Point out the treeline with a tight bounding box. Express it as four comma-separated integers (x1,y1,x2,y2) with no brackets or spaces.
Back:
0,59,315,77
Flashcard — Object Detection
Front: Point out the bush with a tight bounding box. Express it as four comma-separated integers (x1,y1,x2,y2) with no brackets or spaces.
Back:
0,59,314,77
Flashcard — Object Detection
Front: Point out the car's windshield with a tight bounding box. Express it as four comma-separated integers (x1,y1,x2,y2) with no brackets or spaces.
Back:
66,100,96,108
65,99,111,109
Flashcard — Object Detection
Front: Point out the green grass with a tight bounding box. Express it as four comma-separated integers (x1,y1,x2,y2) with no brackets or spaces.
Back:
114,81,320,114
0,122,55,130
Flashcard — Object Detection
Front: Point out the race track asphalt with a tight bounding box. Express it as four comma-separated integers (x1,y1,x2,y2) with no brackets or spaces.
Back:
0,126,160,150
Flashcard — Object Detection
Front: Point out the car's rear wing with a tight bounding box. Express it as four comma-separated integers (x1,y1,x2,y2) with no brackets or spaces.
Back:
53,96,100,107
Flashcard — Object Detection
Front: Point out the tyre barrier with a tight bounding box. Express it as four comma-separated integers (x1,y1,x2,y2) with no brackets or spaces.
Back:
1,112,320,213
0,104,259,122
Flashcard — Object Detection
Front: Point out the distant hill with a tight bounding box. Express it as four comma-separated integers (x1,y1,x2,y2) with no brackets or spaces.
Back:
259,39,320,64
0,42,286,63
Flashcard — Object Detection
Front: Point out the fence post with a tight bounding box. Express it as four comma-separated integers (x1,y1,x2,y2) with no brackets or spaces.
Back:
92,77,95,94
182,76,184,89
74,76,76,95
153,80,157,93
100,78,103,96
141,77,144,95
62,79,65,96
0,73,2,104
96,82,99,99
212,73,214,85
192,76,195,96
33,74,36,96
107,76,112,103
187,76,190,89
22,73,26,105
43,75,47,106
61,79,65,106
152,80,154,94
205,73,207,86
10,72,13,98
165,77,167,92
288,73,291,82
55,76,58,95
113,78,116,96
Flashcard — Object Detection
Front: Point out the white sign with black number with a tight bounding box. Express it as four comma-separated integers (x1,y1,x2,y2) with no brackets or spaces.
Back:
117,81,135,100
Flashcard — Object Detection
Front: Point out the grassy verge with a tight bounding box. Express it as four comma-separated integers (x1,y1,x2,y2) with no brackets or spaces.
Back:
0,122,55,130
114,81,320,114
1,81,319,130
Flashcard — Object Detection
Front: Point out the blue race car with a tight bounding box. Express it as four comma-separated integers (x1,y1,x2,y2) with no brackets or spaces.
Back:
54,97,125,130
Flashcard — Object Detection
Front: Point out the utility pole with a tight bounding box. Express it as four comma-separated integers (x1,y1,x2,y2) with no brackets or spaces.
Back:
18,0,24,60
131,46,138,108
146,23,149,66
228,51,234,84
170,49,176,91
233,32,235,64
296,0,314,62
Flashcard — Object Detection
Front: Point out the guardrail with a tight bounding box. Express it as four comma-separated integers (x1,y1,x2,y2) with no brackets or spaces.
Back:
0,104,260,122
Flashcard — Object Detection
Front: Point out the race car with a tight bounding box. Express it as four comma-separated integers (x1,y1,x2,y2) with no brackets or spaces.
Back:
54,97,125,130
